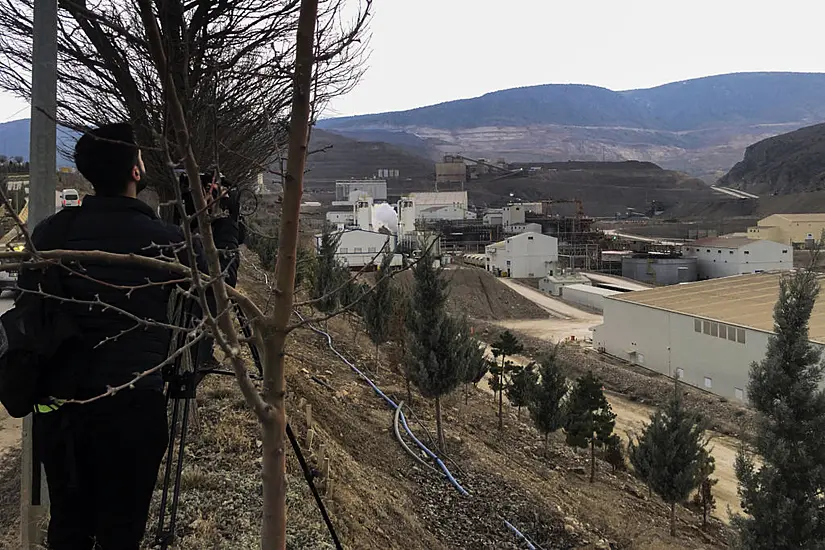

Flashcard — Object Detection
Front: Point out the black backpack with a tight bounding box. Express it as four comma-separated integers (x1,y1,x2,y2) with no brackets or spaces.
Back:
0,209,83,418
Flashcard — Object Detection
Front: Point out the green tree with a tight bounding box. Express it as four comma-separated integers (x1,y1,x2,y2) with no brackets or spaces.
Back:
491,330,524,430
311,225,346,314
734,269,825,549
460,332,489,405
694,449,717,529
406,251,466,450
628,384,707,537
363,252,395,362
564,372,616,483
295,245,316,290
529,349,568,455
506,363,538,420
605,435,626,473
387,285,414,404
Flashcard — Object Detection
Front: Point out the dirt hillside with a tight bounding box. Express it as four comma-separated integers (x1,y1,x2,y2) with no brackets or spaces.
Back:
396,266,549,321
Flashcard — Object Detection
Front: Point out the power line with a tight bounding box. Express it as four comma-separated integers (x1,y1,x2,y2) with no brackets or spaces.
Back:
1,105,30,124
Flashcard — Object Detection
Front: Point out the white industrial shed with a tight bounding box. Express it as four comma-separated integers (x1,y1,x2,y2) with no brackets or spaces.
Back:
561,284,619,313
485,232,558,278
592,272,825,403
315,229,398,268
681,237,791,280
408,191,470,221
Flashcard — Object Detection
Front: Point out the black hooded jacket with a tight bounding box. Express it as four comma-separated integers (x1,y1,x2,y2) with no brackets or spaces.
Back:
18,195,207,396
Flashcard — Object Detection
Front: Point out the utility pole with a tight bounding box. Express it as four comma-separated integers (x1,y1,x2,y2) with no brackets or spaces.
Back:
23,0,58,547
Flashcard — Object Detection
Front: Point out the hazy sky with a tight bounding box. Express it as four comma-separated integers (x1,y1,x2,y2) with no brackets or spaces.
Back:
2,0,824,122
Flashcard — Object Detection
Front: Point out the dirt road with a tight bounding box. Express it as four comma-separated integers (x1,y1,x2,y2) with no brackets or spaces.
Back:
486,277,742,522
494,279,601,342
497,278,601,321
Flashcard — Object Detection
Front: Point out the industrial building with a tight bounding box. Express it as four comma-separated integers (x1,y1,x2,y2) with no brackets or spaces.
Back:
407,191,473,221
593,272,825,402
748,213,825,246
325,208,355,228
335,179,387,202
485,232,558,278
435,155,467,185
682,237,791,280
539,271,591,296
315,229,398,268
622,253,697,285
561,284,619,313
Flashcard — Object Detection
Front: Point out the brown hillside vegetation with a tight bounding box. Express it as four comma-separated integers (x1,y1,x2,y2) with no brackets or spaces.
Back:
664,188,825,222
305,129,435,186
395,266,548,321
719,122,825,195
466,162,714,217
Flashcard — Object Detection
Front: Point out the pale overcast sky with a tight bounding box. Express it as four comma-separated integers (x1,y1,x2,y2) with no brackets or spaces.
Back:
2,0,824,122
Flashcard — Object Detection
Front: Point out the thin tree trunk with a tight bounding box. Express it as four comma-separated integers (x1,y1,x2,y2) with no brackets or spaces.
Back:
544,432,548,457
498,371,504,430
260,0,318,546
464,382,469,405
435,395,445,451
670,501,676,537
517,405,521,420
589,439,595,483
136,2,301,548
405,376,413,406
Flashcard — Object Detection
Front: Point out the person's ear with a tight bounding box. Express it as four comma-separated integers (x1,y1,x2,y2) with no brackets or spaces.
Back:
132,164,141,182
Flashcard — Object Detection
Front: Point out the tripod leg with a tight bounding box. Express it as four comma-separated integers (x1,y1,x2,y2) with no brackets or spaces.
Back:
156,394,182,548
234,303,263,376
167,395,192,543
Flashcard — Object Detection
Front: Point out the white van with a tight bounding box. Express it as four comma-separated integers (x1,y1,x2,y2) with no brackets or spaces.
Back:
62,189,80,208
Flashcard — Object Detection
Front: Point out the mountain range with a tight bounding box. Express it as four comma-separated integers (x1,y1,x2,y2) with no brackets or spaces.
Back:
0,118,75,166
319,72,825,178
719,122,825,194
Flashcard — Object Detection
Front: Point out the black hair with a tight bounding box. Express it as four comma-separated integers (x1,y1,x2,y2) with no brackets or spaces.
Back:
73,122,140,196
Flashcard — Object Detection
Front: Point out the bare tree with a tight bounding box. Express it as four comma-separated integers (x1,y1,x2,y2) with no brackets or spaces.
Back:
0,0,370,210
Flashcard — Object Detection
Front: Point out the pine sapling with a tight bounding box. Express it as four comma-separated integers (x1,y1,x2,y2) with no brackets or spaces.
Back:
629,382,708,537
564,371,616,483
491,331,524,429
529,348,568,456
507,363,538,420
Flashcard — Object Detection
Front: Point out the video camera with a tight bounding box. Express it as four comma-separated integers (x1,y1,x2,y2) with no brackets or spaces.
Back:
173,168,241,226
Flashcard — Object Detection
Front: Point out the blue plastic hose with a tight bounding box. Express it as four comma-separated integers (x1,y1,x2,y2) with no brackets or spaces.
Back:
297,312,544,547
296,312,469,496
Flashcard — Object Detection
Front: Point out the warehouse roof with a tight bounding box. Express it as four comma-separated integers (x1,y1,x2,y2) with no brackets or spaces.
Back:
408,191,467,205
764,213,825,223
610,272,825,342
689,237,757,248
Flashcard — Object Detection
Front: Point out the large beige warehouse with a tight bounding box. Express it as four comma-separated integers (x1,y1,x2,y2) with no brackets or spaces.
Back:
592,272,825,403
748,213,825,245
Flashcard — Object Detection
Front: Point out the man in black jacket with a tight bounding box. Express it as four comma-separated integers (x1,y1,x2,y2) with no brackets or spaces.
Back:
26,123,207,549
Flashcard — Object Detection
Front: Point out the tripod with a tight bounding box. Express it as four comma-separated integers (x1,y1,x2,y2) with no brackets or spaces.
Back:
153,293,341,549
155,290,206,549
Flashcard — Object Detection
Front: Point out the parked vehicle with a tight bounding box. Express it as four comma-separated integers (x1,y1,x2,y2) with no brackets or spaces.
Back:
62,189,80,208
